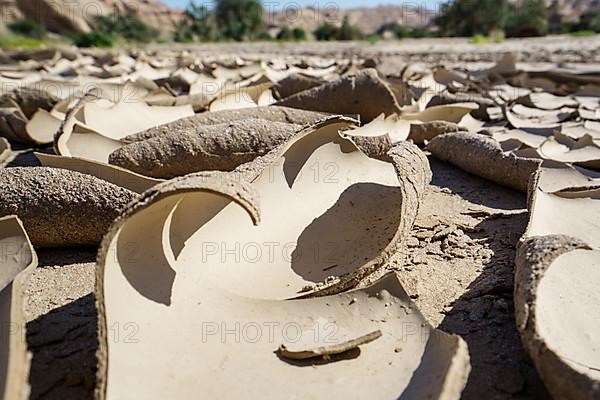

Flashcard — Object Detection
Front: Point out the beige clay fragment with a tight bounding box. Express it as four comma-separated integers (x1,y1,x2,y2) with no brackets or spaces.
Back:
428,132,541,192
343,114,410,144
517,92,578,110
398,102,480,143
400,102,479,124
0,216,37,400
0,138,13,167
491,128,553,150
340,114,411,158
538,134,600,170
209,82,275,112
0,86,60,119
102,117,430,299
515,166,600,400
276,69,402,122
104,115,430,298
0,101,29,144
24,109,63,145
525,169,600,248
0,103,63,146
277,330,383,360
54,89,195,162
0,167,136,247
408,121,462,145
82,100,194,140
54,104,123,163
109,119,302,178
95,159,468,400
578,106,600,121
272,73,323,100
123,106,330,143
515,239,600,400
534,162,600,193
35,153,163,194
506,104,577,129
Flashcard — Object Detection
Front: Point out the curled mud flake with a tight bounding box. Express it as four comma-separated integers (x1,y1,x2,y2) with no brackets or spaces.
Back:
0,167,136,247
95,118,468,399
35,152,163,194
124,106,330,143
0,137,14,167
0,216,37,400
277,330,383,361
428,132,541,192
277,69,402,123
109,119,302,178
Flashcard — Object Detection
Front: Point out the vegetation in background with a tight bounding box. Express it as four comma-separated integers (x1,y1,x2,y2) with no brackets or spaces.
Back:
0,35,49,48
437,0,546,37
314,16,364,41
292,28,307,41
69,11,158,47
393,26,410,39
576,11,600,33
407,27,433,38
276,26,306,41
336,16,364,40
0,19,52,48
7,19,46,39
469,34,492,44
504,0,547,37
367,34,382,44
175,0,265,42
570,30,597,37
216,0,264,40
314,22,338,41
95,11,159,43
437,0,511,37
174,3,221,42
72,32,114,48
257,32,273,41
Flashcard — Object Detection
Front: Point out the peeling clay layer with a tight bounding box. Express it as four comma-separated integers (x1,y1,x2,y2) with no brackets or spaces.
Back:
109,119,302,178
0,167,136,247
35,152,163,194
277,69,402,122
123,106,329,143
0,87,60,145
0,87,59,120
409,121,462,145
93,119,458,400
515,162,600,400
95,139,466,400
0,138,13,167
272,73,324,100
428,132,541,192
0,215,37,400
515,236,598,400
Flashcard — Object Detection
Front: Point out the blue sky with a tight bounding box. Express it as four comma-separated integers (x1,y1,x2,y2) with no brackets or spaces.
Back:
163,0,443,10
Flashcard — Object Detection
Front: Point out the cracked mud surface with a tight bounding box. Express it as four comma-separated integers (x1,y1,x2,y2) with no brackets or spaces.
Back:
23,156,549,400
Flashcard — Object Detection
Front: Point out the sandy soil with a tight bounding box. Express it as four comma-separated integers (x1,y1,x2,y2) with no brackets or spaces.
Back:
22,155,550,400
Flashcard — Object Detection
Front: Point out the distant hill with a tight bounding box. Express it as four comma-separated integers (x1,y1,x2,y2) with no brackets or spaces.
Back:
0,0,184,34
266,4,438,36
